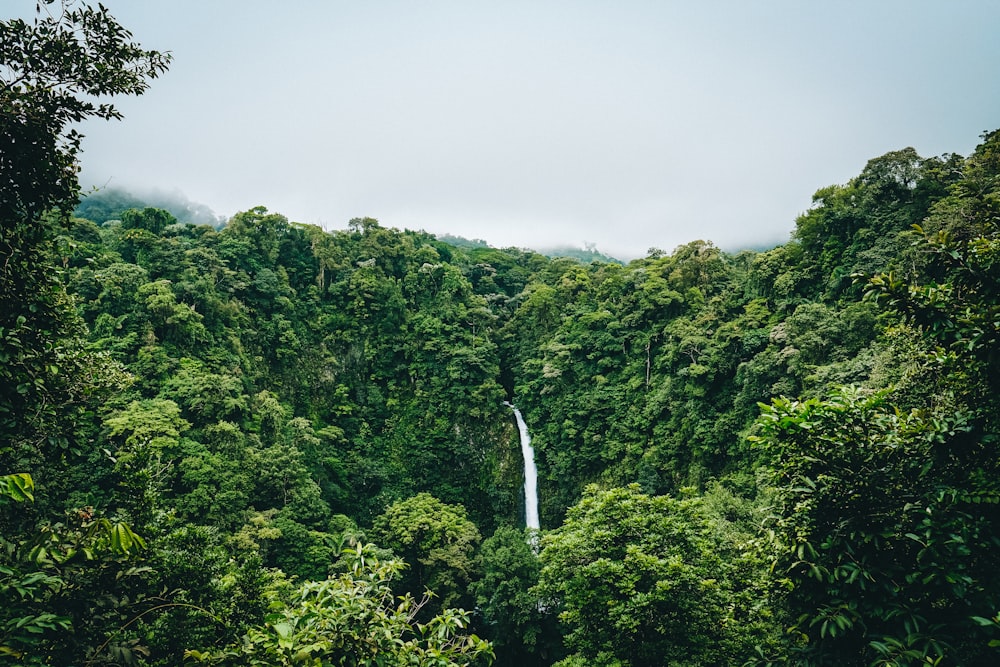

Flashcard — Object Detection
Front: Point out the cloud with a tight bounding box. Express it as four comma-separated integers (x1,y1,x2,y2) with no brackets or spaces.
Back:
77,1,1000,259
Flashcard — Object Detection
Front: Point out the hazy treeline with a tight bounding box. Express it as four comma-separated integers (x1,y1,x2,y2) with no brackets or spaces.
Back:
75,186,227,228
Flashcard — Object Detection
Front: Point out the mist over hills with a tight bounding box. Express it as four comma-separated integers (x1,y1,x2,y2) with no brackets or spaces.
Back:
75,186,226,228
78,189,627,264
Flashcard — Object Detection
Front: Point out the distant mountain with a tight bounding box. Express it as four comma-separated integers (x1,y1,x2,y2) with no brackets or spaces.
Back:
436,233,622,264
435,233,492,249
538,244,623,264
75,186,226,227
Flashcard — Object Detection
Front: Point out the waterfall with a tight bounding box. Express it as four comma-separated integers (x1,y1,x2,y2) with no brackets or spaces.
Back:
505,401,540,531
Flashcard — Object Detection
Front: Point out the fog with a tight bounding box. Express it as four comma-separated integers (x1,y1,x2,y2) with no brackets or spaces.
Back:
70,0,1000,259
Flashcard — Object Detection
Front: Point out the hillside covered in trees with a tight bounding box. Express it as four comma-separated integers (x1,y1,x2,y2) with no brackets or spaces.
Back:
3,3,1000,666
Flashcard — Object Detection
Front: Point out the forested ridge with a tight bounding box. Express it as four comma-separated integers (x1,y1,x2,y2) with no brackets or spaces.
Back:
4,4,1000,666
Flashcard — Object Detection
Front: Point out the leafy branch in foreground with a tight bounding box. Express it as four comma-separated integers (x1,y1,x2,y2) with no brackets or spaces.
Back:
186,542,493,666
1,479,149,664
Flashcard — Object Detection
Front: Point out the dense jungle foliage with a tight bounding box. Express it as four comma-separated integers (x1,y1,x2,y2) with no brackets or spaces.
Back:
3,3,1000,665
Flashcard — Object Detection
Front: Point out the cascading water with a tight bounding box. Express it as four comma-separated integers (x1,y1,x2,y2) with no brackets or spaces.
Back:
504,401,540,531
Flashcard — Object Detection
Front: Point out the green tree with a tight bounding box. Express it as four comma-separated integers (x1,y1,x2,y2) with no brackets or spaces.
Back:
535,485,738,666
161,358,249,423
121,207,176,235
472,525,558,666
1,0,170,465
1,7,169,660
104,398,190,529
1,1,170,219
372,493,481,612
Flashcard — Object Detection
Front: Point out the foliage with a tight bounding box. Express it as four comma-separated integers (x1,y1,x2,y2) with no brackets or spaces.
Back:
536,484,752,666
471,525,558,665
1,0,171,223
867,131,1000,401
0,487,150,665
0,4,171,663
372,493,482,613
1,0,169,463
186,543,493,666
754,388,1000,665
0,473,34,503
754,134,1000,664
539,243,623,265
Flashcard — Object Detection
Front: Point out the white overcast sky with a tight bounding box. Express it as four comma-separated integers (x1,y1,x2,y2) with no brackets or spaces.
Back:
60,0,1000,259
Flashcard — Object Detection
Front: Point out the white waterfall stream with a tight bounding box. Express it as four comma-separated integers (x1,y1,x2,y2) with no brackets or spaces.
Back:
505,402,540,531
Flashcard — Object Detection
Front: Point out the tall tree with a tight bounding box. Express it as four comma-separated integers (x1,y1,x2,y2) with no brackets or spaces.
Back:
1,3,170,663
1,0,170,469
536,485,740,666
371,493,482,613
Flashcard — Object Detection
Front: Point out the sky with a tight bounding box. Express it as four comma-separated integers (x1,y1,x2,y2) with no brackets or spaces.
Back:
55,0,1000,260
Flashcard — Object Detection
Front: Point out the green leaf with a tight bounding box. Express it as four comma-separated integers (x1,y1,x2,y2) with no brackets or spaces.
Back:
0,473,34,502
